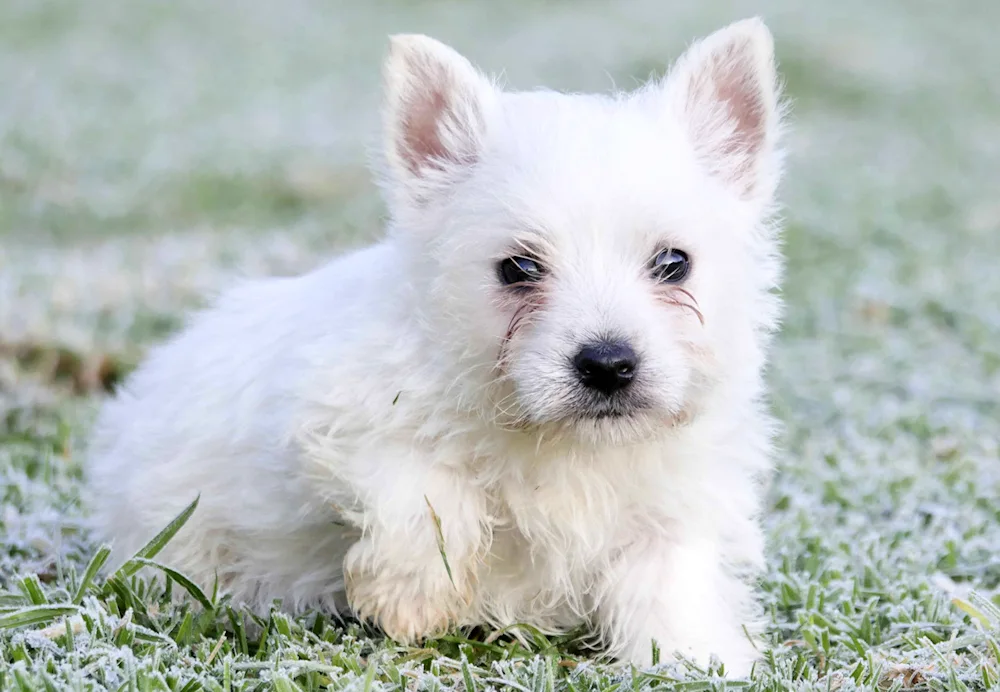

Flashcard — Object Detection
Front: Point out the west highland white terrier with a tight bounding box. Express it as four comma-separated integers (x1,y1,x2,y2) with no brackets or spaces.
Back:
88,18,785,675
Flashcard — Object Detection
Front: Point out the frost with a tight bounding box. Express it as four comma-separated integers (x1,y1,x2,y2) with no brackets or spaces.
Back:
3,1,1000,690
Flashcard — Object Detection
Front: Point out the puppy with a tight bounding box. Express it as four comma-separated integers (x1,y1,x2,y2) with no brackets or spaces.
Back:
88,18,785,675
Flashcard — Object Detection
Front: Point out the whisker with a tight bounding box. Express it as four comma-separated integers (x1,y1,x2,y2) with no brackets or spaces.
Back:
667,299,705,326
495,299,542,372
672,287,698,306
656,287,705,326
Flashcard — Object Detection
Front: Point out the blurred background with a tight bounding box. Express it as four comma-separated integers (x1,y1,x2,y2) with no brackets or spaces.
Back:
3,0,999,377
2,1,1000,684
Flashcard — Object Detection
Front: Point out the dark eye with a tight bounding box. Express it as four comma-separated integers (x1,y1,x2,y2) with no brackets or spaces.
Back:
651,249,690,283
498,256,544,286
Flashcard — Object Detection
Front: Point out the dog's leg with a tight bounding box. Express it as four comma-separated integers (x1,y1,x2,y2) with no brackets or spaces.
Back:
595,535,761,676
340,459,487,643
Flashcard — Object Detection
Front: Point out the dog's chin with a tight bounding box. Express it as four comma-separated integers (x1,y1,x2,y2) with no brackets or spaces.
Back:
532,400,688,447
564,412,658,446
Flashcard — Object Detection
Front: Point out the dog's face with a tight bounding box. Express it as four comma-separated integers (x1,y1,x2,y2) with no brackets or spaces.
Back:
380,21,783,444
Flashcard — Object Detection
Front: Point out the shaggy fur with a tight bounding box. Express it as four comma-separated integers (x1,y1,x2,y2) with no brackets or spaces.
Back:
88,18,785,675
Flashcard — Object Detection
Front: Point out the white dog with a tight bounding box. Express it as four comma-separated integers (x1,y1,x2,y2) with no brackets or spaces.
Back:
88,18,785,675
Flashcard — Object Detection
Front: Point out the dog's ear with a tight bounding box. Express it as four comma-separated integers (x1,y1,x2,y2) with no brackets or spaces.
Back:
382,35,495,192
660,18,783,201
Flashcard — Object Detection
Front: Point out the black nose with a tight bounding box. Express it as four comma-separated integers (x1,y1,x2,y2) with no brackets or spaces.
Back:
573,341,638,396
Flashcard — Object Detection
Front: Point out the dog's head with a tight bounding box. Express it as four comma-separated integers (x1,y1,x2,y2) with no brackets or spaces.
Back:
379,20,784,445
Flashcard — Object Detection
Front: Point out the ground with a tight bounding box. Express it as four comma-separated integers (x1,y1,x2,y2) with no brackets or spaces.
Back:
2,0,1000,689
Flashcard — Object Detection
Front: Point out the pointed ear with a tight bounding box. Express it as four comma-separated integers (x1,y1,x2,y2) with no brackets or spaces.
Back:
662,18,783,201
382,35,495,190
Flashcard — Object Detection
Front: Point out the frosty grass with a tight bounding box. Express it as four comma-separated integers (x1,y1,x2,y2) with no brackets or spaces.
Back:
2,1,1000,689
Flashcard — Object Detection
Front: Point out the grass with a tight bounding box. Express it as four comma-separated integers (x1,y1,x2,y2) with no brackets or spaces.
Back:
3,0,1000,689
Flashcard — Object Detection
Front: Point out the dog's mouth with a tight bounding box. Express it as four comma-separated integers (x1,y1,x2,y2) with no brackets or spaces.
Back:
493,384,685,445
556,398,669,445
568,390,653,422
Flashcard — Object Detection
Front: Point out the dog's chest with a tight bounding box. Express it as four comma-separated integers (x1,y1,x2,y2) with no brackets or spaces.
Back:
496,435,669,509
484,454,656,565
470,461,657,626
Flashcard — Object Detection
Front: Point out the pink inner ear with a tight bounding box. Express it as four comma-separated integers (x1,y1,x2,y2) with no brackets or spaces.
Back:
687,38,769,197
400,87,451,174
713,42,766,160
396,57,484,176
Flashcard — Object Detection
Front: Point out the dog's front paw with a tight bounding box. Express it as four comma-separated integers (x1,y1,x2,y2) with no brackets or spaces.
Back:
607,621,759,678
346,572,469,643
345,540,473,643
597,535,764,677
636,632,760,677
608,599,762,676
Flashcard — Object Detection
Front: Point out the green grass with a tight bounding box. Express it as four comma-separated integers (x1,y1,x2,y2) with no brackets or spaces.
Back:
3,0,1000,689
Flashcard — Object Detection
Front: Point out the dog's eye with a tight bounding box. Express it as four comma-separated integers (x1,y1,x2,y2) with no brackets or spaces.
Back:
651,249,690,283
499,256,544,286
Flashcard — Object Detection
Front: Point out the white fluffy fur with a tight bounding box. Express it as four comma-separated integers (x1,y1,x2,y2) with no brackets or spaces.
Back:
88,18,785,676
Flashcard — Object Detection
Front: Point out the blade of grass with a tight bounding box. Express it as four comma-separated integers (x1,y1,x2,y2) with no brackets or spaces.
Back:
73,544,112,604
0,605,80,630
112,495,200,580
129,557,213,611
425,496,457,592
462,654,478,692
18,575,47,606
